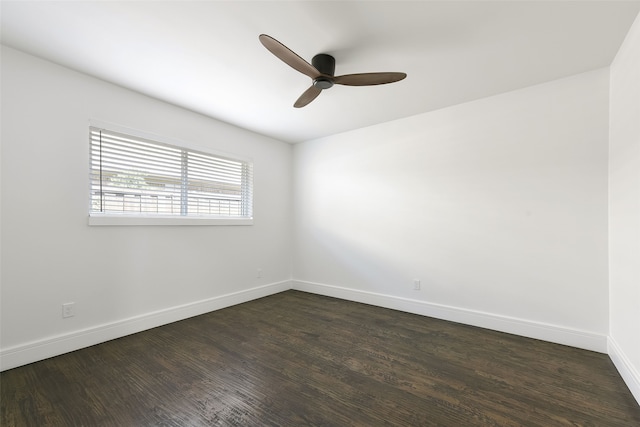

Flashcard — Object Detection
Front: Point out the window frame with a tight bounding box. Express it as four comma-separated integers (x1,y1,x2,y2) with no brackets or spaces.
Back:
88,120,254,226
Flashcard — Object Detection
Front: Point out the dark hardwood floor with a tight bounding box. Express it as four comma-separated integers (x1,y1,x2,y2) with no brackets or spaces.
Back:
2,290,639,426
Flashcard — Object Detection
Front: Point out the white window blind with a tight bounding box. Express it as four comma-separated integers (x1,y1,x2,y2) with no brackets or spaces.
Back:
90,127,253,220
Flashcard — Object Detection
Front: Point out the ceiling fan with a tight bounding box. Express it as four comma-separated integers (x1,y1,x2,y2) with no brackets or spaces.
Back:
259,34,407,108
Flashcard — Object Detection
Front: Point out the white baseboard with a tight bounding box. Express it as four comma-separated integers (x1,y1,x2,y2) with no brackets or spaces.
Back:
0,279,613,373
0,280,291,372
291,280,608,353
608,337,640,405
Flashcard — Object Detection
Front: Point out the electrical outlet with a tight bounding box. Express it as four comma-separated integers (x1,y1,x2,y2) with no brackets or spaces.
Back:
62,302,75,318
257,268,263,278
413,279,421,290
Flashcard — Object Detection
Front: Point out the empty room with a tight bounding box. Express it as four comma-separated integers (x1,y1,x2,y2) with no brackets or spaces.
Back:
1,1,639,425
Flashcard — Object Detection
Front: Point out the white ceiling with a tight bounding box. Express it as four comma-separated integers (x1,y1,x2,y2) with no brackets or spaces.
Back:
2,1,639,143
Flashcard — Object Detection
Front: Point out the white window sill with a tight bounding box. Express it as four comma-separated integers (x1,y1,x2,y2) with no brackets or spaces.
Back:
88,214,253,226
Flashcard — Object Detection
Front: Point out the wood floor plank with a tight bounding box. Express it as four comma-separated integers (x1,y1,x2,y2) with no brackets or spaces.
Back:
2,290,639,426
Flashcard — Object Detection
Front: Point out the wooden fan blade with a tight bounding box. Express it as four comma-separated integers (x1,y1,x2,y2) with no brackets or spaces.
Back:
333,72,407,86
294,86,322,108
259,34,321,79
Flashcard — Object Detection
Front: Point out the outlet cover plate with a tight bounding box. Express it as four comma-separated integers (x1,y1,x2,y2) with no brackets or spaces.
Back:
62,302,75,318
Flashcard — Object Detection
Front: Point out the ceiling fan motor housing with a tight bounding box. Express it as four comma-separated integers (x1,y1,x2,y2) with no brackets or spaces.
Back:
312,54,335,89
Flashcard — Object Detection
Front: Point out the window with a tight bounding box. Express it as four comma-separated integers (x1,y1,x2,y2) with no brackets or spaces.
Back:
89,126,253,225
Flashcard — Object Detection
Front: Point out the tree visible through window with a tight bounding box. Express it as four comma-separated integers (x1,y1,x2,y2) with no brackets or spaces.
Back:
89,127,253,219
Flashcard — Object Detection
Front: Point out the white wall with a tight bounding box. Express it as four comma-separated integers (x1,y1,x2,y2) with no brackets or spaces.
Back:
609,12,640,402
0,47,292,369
293,68,610,352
